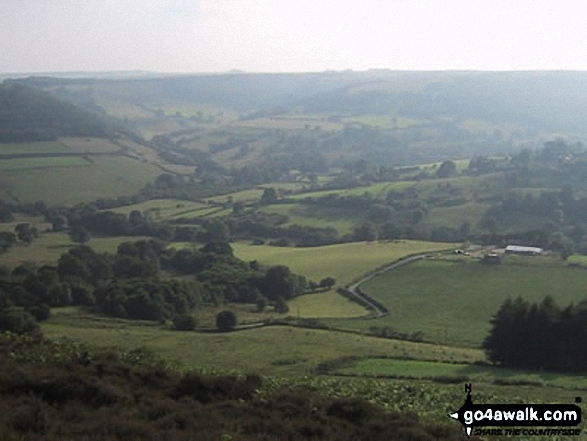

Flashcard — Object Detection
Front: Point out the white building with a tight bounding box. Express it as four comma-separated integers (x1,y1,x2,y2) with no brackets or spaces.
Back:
504,245,543,255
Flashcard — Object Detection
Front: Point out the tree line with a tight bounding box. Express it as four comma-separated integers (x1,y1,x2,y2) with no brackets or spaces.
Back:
483,296,587,372
0,239,310,334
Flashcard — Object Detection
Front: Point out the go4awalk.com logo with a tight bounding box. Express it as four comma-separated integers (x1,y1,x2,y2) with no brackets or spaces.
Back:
449,384,583,437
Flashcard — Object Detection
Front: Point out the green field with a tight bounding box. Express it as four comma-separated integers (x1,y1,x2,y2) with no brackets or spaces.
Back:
0,156,162,205
288,181,416,201
335,358,587,389
423,203,490,232
42,308,483,376
206,188,265,204
0,156,90,170
341,115,425,129
108,199,208,219
260,203,365,235
332,257,587,347
0,141,69,155
232,240,453,286
288,291,367,318
0,233,151,267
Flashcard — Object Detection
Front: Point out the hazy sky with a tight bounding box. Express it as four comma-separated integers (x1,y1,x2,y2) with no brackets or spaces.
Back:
1,0,587,73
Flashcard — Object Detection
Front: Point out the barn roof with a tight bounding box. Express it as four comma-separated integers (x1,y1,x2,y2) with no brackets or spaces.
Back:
505,245,543,253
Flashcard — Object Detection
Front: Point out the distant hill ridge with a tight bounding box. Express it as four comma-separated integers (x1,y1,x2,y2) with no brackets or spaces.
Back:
13,71,587,133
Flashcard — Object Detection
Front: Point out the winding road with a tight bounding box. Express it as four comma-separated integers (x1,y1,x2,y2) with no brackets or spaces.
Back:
345,254,431,318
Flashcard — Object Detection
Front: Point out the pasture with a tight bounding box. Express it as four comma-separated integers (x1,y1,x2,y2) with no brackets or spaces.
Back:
232,240,453,286
206,188,265,204
334,358,587,389
260,203,365,235
341,115,424,130
0,141,69,155
42,308,483,376
107,199,208,219
288,291,367,318
422,203,490,232
0,156,162,205
288,180,416,201
59,137,121,153
0,232,151,267
333,257,587,347
0,156,90,171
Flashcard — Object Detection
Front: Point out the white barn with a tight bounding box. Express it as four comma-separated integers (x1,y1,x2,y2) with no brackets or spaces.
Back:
504,245,543,255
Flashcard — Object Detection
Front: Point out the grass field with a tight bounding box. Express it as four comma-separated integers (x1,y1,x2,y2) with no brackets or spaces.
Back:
108,199,208,219
288,181,416,200
0,141,69,155
288,291,367,318
59,137,121,153
0,156,162,205
423,203,490,232
341,115,425,129
260,204,365,235
206,188,265,204
332,257,587,347
568,254,587,267
0,156,90,171
42,308,484,376
334,358,587,389
0,233,151,267
234,116,342,132
232,240,453,286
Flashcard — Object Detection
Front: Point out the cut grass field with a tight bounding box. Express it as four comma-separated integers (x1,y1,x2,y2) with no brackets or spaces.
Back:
260,203,365,235
232,240,453,286
0,141,69,155
42,307,484,376
341,115,425,129
206,188,265,204
0,233,151,267
107,199,208,219
288,181,416,201
0,156,90,171
59,137,121,153
0,156,162,205
288,291,367,318
334,358,587,389
422,203,490,232
331,257,587,347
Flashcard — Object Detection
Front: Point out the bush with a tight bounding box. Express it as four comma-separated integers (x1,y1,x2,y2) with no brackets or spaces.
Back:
0,307,40,335
215,310,237,332
274,297,289,314
172,314,197,331
256,297,267,312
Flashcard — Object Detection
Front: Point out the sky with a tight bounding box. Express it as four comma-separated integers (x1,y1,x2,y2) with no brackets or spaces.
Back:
1,0,587,74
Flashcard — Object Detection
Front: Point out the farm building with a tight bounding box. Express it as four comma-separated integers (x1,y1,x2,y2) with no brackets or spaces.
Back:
504,245,543,255
483,253,501,264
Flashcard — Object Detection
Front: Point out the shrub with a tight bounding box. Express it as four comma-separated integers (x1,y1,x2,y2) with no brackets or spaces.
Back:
172,314,197,331
215,310,237,332
0,307,40,335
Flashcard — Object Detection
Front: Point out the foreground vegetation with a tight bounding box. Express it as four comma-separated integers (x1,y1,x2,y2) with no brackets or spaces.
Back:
0,333,474,441
42,308,483,376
